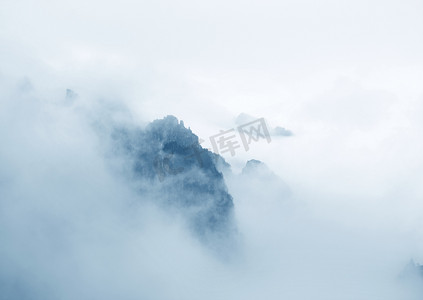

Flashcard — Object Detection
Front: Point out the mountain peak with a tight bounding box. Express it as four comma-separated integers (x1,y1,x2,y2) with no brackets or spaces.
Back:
113,116,236,249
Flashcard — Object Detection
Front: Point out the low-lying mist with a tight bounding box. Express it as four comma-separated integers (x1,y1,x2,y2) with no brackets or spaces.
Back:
1,77,423,299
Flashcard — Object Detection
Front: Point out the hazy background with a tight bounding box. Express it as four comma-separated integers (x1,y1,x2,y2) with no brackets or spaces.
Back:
1,0,423,298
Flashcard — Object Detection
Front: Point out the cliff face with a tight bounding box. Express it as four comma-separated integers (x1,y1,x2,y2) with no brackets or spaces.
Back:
113,115,235,241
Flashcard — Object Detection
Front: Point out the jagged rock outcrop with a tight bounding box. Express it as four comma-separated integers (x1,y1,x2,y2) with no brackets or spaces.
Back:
112,115,236,243
241,159,290,197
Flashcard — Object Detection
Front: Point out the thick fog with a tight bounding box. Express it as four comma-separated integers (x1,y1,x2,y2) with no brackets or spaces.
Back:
1,0,423,299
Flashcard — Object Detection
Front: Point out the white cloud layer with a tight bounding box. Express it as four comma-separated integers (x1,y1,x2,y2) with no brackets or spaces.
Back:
1,0,423,298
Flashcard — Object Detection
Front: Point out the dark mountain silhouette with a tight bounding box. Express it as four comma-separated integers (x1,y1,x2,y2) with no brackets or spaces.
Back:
112,115,236,248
